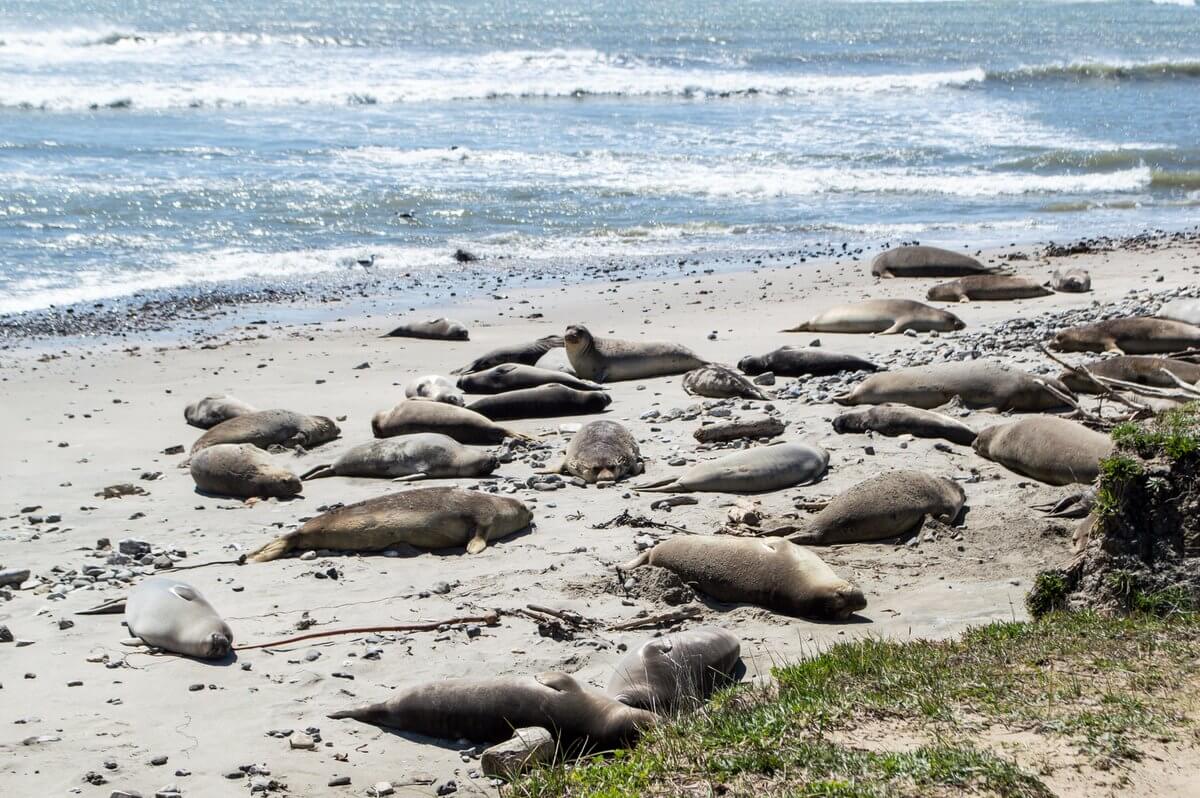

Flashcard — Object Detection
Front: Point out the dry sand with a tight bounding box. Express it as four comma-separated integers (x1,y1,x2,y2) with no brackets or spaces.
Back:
3,235,1200,796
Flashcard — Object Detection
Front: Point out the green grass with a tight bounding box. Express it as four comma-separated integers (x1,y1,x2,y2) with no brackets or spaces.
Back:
1111,403,1200,461
512,612,1200,797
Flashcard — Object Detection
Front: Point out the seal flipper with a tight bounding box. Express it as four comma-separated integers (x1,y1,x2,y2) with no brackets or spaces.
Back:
76,596,127,615
391,473,429,483
632,477,682,493
536,458,566,476
780,323,811,333
465,528,488,555
620,550,652,572
880,318,912,335
535,671,581,692
300,463,336,480
247,534,294,563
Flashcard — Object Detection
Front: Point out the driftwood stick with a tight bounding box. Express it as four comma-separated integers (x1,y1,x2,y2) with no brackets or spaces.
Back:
233,611,500,651
1038,346,1152,414
524,604,595,628
1092,375,1197,402
1035,379,1107,426
608,606,702,631
694,417,786,443
1158,369,1200,398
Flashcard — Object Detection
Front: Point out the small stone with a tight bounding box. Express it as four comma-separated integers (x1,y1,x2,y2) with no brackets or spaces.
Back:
290,732,315,749
436,780,458,796
327,775,351,787
59,618,75,630
0,625,12,643
224,769,244,779
0,569,30,588
480,727,555,779
149,755,168,766
371,782,395,796
299,551,317,561
752,372,775,386
109,791,143,798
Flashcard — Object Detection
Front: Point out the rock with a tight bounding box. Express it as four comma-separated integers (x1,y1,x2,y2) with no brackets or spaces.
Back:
752,371,776,386
97,484,147,499
480,727,555,780
289,732,316,750
327,775,351,787
109,791,143,798
371,782,395,796
436,780,458,796
118,539,151,557
0,569,30,588
149,755,168,766
0,625,12,643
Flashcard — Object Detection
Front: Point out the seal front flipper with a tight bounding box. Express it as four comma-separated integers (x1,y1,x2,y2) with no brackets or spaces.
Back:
620,551,652,572
300,463,336,480
536,458,566,475
466,527,489,555
880,319,912,335
390,473,428,483
535,671,580,692
631,477,681,493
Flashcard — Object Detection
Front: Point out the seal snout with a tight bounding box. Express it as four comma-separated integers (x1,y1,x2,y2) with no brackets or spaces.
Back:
834,585,868,618
736,356,760,375
208,632,233,659
563,325,587,346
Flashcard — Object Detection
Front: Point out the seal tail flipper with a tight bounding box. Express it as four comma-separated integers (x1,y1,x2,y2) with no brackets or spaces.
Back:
76,597,127,615
328,704,375,721
536,459,566,476
391,473,428,483
785,527,822,545
620,550,652,572
247,535,292,563
503,429,537,443
832,393,854,406
300,463,335,480
780,323,811,333
632,477,681,493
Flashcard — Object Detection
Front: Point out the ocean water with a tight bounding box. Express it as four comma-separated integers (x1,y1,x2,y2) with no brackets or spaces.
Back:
1,0,1199,315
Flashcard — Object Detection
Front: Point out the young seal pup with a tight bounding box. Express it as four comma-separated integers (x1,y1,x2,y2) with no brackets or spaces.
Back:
124,577,233,660
683,364,768,400
540,420,643,483
607,627,742,713
190,409,340,454
300,434,498,481
832,404,977,445
783,299,965,335
190,443,302,498
634,442,828,494
738,347,879,377
788,471,965,545
871,245,996,278
184,394,257,429
973,416,1113,486
404,375,465,406
1050,317,1200,355
383,317,469,340
564,325,707,382
451,335,564,375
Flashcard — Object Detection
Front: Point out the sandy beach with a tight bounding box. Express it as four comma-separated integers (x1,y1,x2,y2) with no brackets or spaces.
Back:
3,232,1200,797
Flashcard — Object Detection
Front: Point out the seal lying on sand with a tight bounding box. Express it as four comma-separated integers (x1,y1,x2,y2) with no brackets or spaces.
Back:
635,442,828,494
372,400,530,444
328,672,656,749
927,275,1051,303
834,360,1071,412
1050,317,1200,354
190,443,302,498
247,487,532,561
540,420,643,483
622,537,866,620
683,364,768,400
1157,299,1200,327
383,317,468,341
973,416,1112,485
451,335,563,375
738,347,879,377
1051,268,1091,293
832,404,977,445
564,325,707,382
125,577,233,659
184,394,257,429
456,364,604,394
871,245,996,278
606,627,741,713
404,375,464,406
191,409,340,454
534,347,577,375
1057,355,1200,394
467,384,612,421
783,299,965,335
788,471,965,545
300,434,498,481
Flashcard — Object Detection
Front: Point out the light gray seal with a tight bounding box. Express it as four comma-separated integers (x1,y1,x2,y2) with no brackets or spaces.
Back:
783,299,965,335
383,317,469,340
1158,298,1200,327
184,394,258,429
456,364,604,394
451,335,564,375
871,245,996,278
466,383,612,421
248,486,532,561
1051,268,1091,293
832,404,978,445
1050,317,1200,354
300,434,498,481
404,375,465,406
834,360,1072,412
973,416,1113,485
189,443,302,498
1058,355,1200,394
191,409,340,454
125,577,233,659
606,627,742,713
564,325,707,382
682,364,768,400
788,471,965,545
541,420,643,483
372,400,531,444
635,442,828,494
621,537,866,620
533,347,577,375
328,671,656,750
927,275,1052,303
738,347,880,377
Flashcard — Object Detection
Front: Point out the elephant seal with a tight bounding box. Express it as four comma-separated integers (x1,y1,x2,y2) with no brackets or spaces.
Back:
184,394,257,429
682,364,768,400
189,443,302,498
973,416,1112,485
635,442,828,494
372,400,531,444
606,627,742,713
541,420,643,483
738,346,880,377
467,384,612,421
1058,355,1200,394
300,434,498,481
788,471,965,545
248,486,532,561
834,360,1072,412
783,299,965,335
621,537,866,620
832,404,977,445
456,364,603,394
871,245,995,278
927,275,1052,303
1050,317,1200,355
1158,298,1200,327
125,577,233,659
404,375,465,406
534,347,577,375
1051,268,1091,293
191,409,340,454
564,325,707,382
328,671,655,750
383,317,468,341
451,335,564,375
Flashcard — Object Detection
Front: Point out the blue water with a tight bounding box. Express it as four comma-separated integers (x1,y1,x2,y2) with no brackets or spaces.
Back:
1,0,1199,314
